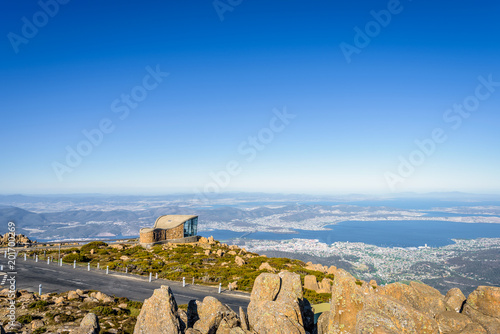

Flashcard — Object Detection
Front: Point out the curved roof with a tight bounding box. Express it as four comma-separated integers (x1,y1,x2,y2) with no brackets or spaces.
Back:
140,215,197,233
153,215,197,229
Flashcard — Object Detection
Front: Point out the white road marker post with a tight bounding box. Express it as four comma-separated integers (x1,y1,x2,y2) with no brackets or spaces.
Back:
183,277,185,287
149,272,152,282
39,284,42,295
88,263,90,271
106,266,109,274
73,260,76,268
218,283,222,294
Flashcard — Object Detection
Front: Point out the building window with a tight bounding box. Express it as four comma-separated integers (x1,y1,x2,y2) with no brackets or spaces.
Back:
184,217,198,237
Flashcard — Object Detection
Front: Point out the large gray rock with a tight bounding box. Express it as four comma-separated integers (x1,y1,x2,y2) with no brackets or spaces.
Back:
247,271,309,334
192,296,239,334
444,288,466,313
73,313,100,334
356,294,439,334
134,285,182,334
317,268,365,334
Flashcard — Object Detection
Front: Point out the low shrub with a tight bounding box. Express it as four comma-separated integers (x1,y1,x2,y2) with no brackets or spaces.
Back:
62,253,90,263
18,314,33,324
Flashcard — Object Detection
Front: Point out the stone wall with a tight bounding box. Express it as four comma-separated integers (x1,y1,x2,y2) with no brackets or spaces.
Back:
139,224,188,247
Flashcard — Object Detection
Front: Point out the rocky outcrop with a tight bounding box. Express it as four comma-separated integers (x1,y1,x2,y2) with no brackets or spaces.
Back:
304,275,320,291
435,311,472,333
379,281,447,318
234,256,246,266
356,293,439,334
304,275,332,294
445,287,467,312
316,275,500,334
247,271,314,334
192,296,240,334
134,285,182,334
258,262,276,272
461,286,500,333
1,232,36,246
317,268,366,333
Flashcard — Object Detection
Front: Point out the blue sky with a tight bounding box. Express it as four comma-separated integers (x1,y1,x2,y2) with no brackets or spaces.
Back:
1,0,499,195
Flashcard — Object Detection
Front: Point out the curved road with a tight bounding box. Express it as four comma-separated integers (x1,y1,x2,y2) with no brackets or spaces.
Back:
0,257,250,311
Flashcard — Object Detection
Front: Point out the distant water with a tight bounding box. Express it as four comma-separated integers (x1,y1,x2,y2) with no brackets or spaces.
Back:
200,220,500,248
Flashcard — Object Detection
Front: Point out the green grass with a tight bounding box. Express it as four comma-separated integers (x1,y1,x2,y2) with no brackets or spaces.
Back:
52,241,336,301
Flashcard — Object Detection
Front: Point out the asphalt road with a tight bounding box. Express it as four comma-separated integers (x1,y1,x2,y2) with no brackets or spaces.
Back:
0,256,250,311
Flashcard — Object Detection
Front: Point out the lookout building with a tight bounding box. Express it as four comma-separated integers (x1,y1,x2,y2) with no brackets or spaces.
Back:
139,215,199,248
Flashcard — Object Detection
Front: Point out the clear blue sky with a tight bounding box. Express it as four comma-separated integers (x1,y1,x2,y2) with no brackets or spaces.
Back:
1,0,499,195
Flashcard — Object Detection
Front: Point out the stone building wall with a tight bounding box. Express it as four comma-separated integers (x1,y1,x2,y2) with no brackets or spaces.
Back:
139,224,185,245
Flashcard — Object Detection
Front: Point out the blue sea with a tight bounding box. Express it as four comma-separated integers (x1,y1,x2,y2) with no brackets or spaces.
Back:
200,220,500,248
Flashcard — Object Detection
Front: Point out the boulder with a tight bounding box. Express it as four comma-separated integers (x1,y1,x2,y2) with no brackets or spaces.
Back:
228,281,238,291
327,266,337,275
258,262,276,273
73,313,100,334
89,291,114,303
216,249,224,257
199,237,209,244
462,303,500,333
356,293,439,334
193,296,238,334
178,309,188,332
239,307,249,331
408,281,447,317
67,290,80,300
318,268,365,333
456,322,488,333
134,285,182,334
435,311,472,334
444,288,466,313
235,256,246,266
31,319,45,330
380,281,447,318
303,275,319,291
465,286,500,318
317,278,333,294
247,271,309,334
305,262,328,273
249,273,281,303
185,329,202,334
